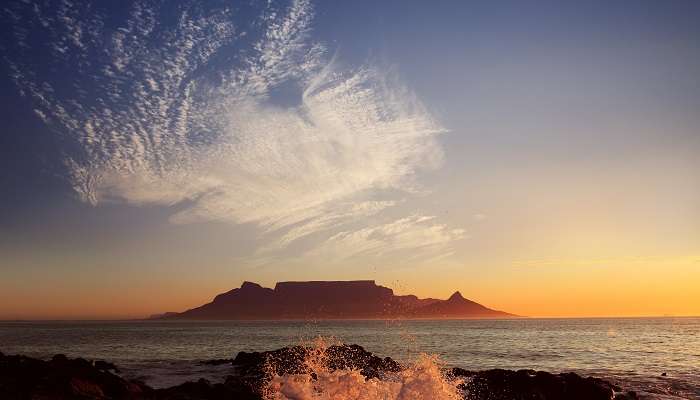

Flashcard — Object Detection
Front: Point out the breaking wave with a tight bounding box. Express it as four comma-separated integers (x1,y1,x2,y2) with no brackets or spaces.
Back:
262,338,465,400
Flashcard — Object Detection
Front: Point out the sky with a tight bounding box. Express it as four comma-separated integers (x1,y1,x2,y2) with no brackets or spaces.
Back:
0,0,698,319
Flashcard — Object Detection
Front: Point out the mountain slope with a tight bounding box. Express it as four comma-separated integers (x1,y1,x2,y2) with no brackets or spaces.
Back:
161,281,517,320
411,291,515,318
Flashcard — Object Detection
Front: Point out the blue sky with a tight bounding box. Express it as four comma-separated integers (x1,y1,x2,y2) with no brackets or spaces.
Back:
1,0,699,318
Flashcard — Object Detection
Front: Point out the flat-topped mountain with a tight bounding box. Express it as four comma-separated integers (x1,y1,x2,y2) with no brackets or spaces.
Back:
158,280,516,320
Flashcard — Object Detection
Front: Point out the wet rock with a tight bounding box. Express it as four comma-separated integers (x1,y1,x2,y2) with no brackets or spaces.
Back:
197,359,232,366
614,391,639,400
69,377,106,398
0,346,639,400
232,343,401,382
152,377,258,400
451,368,639,400
94,360,120,373
0,352,151,399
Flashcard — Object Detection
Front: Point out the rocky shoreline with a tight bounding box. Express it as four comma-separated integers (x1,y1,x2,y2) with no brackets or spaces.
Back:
0,345,639,399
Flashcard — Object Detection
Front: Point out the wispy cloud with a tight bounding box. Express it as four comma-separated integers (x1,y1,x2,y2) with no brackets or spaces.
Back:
307,215,466,263
3,0,462,262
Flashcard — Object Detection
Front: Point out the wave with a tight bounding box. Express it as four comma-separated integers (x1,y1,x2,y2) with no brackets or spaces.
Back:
261,338,464,400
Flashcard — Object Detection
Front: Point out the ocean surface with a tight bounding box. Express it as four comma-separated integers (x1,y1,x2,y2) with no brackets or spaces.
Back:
1,318,698,399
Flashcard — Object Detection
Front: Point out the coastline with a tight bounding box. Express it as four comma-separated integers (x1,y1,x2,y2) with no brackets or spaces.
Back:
0,345,640,400
2,318,697,399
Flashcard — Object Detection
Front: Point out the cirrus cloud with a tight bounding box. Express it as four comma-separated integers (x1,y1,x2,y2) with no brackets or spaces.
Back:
3,0,462,262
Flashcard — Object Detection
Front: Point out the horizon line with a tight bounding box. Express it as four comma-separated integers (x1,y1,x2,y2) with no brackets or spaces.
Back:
1,315,699,322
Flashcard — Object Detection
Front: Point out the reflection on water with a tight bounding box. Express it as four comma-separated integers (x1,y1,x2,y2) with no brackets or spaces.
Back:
1,318,698,398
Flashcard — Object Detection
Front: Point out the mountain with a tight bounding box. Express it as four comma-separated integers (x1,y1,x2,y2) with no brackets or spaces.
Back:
411,291,511,318
161,280,516,320
147,312,179,320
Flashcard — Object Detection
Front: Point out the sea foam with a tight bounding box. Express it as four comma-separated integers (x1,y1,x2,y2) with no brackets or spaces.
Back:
262,338,464,400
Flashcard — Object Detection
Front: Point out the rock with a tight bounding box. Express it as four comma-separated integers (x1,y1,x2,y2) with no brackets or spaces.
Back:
153,377,259,400
0,351,260,400
0,346,639,400
0,352,151,399
661,372,667,376
70,377,106,398
198,359,233,366
230,345,637,399
94,360,120,373
451,368,639,400
232,344,401,383
614,391,639,400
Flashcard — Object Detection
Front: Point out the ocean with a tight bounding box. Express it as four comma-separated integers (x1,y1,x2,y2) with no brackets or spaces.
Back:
1,318,698,399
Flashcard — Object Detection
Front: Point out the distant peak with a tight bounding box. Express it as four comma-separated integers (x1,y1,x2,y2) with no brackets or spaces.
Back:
241,281,262,290
448,291,465,301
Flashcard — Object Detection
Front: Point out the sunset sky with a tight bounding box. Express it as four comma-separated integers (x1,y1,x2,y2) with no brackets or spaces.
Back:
1,0,698,319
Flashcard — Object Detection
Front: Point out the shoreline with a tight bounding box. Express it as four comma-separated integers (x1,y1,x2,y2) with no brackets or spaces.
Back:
0,345,641,400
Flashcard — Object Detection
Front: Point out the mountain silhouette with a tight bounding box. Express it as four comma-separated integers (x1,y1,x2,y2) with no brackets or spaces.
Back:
410,291,511,317
159,281,516,320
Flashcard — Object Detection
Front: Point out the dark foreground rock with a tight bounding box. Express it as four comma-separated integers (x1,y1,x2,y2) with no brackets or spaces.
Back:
451,368,638,400
0,346,638,399
152,376,258,400
0,352,151,399
0,352,255,400
231,343,402,381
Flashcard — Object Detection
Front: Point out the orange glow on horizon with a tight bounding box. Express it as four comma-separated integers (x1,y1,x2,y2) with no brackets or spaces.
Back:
2,254,698,320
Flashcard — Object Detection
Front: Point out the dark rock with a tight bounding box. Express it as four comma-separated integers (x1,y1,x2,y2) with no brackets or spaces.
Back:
0,346,639,400
69,377,106,398
232,343,401,384
94,360,120,373
0,352,151,399
198,359,232,366
614,391,639,400
661,372,667,376
451,367,639,400
152,377,259,400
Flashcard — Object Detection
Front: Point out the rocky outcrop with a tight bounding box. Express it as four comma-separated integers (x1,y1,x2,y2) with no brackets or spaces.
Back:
0,352,257,400
152,377,258,400
451,368,639,400
231,344,402,383
0,352,150,399
0,346,637,399
164,280,515,320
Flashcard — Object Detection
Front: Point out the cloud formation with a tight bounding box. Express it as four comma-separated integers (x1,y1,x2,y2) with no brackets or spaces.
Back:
307,215,466,263
3,0,461,262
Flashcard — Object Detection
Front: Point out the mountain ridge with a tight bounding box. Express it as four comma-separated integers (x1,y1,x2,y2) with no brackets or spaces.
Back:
156,280,517,320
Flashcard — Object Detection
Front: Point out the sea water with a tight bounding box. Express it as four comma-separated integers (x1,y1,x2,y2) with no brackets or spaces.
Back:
1,318,698,399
